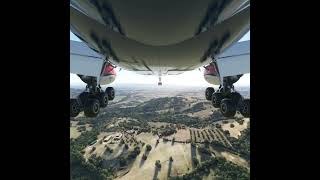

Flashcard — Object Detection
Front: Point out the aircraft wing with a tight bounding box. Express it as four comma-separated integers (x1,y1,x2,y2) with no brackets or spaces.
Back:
70,0,249,77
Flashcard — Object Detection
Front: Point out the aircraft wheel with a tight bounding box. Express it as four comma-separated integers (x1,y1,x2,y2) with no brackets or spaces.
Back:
205,87,215,101
230,92,242,105
240,99,250,118
98,92,108,108
70,99,80,117
79,92,89,105
106,87,115,101
212,92,223,108
84,98,100,117
220,98,236,118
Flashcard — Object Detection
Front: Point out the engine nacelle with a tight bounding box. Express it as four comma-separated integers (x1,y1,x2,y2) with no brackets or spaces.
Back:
99,64,116,85
204,64,220,85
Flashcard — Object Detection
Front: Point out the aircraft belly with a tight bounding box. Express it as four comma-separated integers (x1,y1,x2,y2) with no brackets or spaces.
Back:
71,0,248,46
70,5,249,75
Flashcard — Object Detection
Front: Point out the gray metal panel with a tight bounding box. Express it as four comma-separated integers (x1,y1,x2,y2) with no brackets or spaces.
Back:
70,40,102,58
218,40,249,59
216,40,250,78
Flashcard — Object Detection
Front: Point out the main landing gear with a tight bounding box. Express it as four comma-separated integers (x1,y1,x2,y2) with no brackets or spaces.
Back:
70,81,115,118
205,78,250,118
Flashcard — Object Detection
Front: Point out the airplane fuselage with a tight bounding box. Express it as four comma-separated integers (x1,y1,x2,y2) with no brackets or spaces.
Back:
70,0,250,76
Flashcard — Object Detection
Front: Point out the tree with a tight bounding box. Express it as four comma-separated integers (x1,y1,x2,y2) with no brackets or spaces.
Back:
230,123,235,128
192,158,199,167
155,160,161,168
119,157,127,167
90,147,96,153
204,140,209,148
146,144,152,151
142,154,147,160
224,130,230,135
106,146,113,153
120,139,124,145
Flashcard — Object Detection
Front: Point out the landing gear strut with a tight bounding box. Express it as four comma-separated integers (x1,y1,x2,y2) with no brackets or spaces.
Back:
70,77,115,118
158,76,162,86
206,77,250,118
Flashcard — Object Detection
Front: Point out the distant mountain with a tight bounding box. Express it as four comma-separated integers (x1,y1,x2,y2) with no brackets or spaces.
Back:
70,83,250,98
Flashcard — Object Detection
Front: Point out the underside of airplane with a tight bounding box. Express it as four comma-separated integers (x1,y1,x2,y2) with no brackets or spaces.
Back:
70,0,250,118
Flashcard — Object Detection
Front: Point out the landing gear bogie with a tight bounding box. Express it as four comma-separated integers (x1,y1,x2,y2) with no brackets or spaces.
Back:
240,99,250,118
70,84,116,118
205,87,215,101
106,87,115,101
70,99,81,117
98,92,108,108
205,83,249,118
84,98,100,117
211,92,223,108
220,98,237,118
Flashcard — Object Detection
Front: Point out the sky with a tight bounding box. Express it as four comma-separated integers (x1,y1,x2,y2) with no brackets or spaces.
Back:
70,31,250,87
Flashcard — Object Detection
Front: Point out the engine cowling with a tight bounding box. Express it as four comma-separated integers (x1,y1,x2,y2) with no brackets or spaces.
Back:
203,64,220,85
100,64,116,85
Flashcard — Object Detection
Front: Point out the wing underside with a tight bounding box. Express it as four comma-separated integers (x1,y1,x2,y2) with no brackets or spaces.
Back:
70,0,250,76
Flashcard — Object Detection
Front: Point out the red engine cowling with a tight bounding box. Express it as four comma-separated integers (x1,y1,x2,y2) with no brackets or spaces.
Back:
203,63,220,85
100,64,116,85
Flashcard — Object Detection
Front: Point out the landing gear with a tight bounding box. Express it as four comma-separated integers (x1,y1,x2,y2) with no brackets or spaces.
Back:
240,99,250,118
98,92,108,108
70,78,116,118
205,77,250,118
158,76,162,86
70,99,80,117
220,98,236,117
211,92,223,108
205,87,215,100
106,87,115,100
84,98,100,117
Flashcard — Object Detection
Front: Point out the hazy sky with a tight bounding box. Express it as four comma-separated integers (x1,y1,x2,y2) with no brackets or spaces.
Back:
70,31,250,87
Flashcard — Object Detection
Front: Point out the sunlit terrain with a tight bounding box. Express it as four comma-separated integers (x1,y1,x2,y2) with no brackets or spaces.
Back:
70,85,250,180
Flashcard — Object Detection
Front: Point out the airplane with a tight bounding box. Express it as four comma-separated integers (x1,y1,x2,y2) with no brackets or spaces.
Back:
70,0,250,118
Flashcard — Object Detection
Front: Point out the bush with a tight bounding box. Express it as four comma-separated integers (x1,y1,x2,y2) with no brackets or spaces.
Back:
142,154,147,160
106,146,113,153
230,124,235,128
90,147,96,153
169,157,173,162
146,144,152,151
198,146,211,155
120,139,124,145
119,157,127,167
192,158,199,167
155,160,161,168
77,126,86,132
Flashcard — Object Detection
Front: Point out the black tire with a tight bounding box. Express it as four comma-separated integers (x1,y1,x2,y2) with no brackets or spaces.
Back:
240,99,250,118
98,92,108,108
205,87,215,101
229,92,242,105
212,92,223,108
106,87,115,101
220,98,236,118
70,99,80,117
84,98,100,117
79,92,89,105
